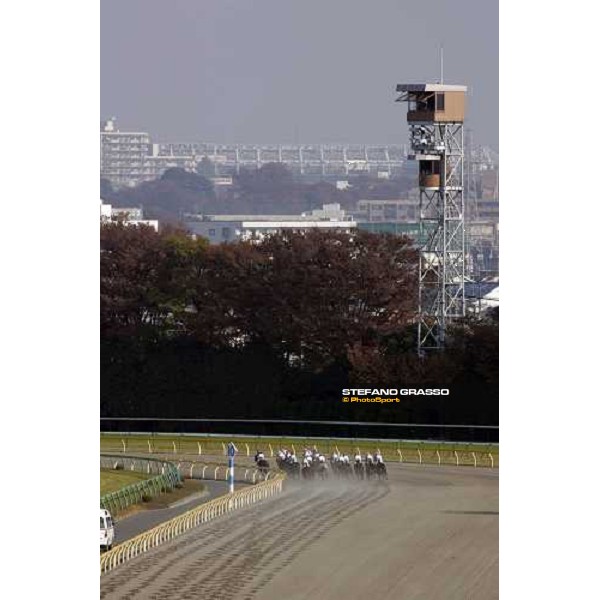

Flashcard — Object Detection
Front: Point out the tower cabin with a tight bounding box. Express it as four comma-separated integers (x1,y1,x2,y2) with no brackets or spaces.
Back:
396,83,467,189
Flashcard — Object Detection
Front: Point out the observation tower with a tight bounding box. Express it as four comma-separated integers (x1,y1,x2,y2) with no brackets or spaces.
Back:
395,82,467,354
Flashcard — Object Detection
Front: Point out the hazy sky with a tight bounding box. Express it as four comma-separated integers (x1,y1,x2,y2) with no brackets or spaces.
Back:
101,0,498,149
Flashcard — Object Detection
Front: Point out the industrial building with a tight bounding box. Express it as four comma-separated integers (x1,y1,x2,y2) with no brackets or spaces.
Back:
355,198,418,222
184,203,356,244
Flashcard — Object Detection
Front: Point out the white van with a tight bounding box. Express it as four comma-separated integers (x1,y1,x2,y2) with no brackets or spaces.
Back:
100,508,115,551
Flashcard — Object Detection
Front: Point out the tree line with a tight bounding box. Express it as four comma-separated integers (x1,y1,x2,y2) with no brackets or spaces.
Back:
101,163,415,226
101,224,498,425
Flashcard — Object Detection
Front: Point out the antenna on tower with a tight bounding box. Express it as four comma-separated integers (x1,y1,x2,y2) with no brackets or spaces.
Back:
440,46,444,84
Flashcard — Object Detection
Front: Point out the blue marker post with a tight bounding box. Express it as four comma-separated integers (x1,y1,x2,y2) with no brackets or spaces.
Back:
227,442,236,494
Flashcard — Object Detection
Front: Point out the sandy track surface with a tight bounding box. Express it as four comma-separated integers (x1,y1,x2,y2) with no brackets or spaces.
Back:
101,464,498,600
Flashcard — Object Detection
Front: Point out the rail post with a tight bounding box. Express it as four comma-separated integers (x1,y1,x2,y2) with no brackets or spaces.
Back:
436,450,441,465
147,439,152,454
417,448,422,464
197,442,202,456
397,448,403,462
201,466,207,479
489,453,494,469
172,441,177,454
245,443,250,457
268,443,273,457
454,450,459,466
472,452,477,468
121,439,126,453
214,466,220,480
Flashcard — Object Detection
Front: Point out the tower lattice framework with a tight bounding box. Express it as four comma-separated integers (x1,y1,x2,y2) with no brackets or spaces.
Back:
412,122,465,353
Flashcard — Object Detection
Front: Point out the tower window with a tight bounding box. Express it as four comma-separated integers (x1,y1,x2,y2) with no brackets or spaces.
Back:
436,93,445,111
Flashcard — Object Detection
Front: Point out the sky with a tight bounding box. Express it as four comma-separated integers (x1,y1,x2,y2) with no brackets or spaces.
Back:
101,0,498,150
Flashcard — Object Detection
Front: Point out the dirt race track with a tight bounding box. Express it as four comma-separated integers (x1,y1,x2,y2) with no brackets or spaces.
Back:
101,464,498,600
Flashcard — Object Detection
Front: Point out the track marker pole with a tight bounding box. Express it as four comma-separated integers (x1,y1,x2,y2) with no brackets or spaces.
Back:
227,442,236,492
121,439,126,453
454,450,459,466
436,450,441,465
417,449,422,464
489,453,494,469
173,441,177,454
397,449,403,462
197,442,202,456
472,452,477,468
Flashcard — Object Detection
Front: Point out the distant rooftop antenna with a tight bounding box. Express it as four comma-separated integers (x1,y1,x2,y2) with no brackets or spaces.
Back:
440,46,444,84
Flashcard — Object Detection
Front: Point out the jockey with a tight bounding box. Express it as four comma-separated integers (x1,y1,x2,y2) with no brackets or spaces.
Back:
375,452,384,464
318,454,326,463
366,452,374,464
291,454,298,464
342,454,350,464
255,451,265,462
354,453,362,464
331,451,339,462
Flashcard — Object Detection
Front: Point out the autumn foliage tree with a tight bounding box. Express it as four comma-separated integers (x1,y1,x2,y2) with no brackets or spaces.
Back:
101,224,497,424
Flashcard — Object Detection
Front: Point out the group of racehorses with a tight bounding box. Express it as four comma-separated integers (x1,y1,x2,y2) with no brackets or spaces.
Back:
254,448,387,481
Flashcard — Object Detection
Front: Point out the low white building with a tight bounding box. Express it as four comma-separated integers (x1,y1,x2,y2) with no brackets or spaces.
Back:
185,203,355,244
100,199,158,231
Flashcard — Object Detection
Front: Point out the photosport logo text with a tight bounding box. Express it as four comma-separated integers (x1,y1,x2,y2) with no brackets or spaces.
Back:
341,388,450,403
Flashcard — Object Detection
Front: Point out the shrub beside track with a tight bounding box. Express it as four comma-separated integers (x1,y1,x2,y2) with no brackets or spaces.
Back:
100,454,183,516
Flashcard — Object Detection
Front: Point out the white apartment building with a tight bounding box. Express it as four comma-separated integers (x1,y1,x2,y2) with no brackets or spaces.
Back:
100,118,152,188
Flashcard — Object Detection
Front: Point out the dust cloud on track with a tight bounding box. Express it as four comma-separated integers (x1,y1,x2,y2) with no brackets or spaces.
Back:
101,464,498,600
